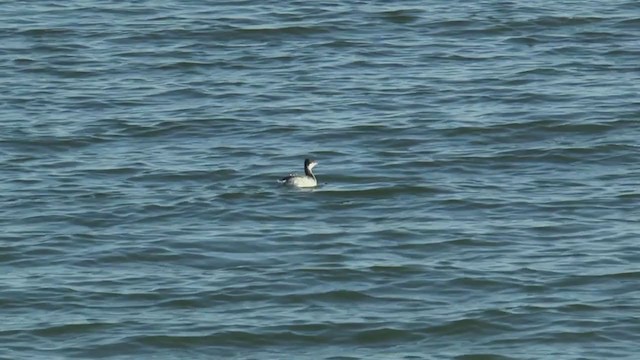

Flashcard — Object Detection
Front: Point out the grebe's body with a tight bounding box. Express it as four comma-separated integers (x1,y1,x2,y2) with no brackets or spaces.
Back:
279,159,318,188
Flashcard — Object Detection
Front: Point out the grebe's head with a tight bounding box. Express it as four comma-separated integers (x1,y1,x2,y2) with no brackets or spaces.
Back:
305,158,318,170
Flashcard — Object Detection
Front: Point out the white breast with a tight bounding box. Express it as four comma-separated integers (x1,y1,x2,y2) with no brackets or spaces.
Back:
285,176,317,188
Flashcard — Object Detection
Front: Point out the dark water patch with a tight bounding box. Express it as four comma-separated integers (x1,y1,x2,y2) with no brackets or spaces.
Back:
454,355,517,360
503,35,547,46
446,276,523,293
98,117,250,139
427,19,475,31
282,289,377,305
156,298,208,309
0,245,23,264
167,289,274,305
319,39,370,48
529,329,614,344
617,192,640,200
87,246,188,266
317,124,402,140
154,60,214,71
31,322,116,337
508,15,606,30
147,88,212,102
132,330,327,348
439,119,617,139
352,327,421,344
83,166,142,176
375,9,423,24
16,27,78,37
615,17,640,27
393,238,506,256
21,246,67,260
568,271,640,283
424,318,515,336
511,66,575,77
232,25,331,39
1,135,110,151
603,48,640,58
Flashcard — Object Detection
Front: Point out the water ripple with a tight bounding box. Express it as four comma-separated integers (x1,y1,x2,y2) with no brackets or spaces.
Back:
2,0,639,359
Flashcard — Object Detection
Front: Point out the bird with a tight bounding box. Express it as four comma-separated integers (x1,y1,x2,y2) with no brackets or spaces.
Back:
278,158,318,188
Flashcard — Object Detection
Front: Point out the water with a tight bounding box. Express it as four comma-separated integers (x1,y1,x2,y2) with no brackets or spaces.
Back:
1,1,639,359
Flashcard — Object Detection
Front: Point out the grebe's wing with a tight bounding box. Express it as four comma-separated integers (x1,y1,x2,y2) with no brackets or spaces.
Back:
278,173,296,183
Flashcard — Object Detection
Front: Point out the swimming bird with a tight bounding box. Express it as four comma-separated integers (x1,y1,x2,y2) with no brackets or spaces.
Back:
278,158,318,188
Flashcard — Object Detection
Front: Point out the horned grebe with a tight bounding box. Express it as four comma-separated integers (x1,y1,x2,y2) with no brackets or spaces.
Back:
278,158,318,188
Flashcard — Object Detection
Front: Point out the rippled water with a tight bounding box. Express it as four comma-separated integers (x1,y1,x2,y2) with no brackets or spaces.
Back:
2,1,639,359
